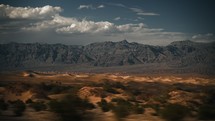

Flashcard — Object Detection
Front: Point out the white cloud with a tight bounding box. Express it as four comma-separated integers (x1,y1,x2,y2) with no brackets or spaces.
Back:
108,4,159,16
137,12,159,16
98,5,105,8
114,17,121,21
22,14,149,35
56,20,116,34
137,17,144,20
129,8,143,13
191,33,214,43
55,19,147,34
78,4,94,10
78,4,105,10
116,23,145,33
22,15,76,31
0,4,62,19
1,4,188,45
130,7,159,16
108,3,126,8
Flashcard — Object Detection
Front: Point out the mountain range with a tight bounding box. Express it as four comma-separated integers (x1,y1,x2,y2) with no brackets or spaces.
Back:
0,40,214,72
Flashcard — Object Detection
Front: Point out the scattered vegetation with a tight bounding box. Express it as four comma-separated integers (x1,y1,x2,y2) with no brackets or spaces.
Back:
48,94,95,121
198,104,215,120
98,97,144,119
0,99,8,115
30,101,47,111
36,82,72,94
160,104,190,121
25,98,33,104
0,99,8,111
97,98,112,112
198,89,215,120
1,73,215,121
132,103,144,114
12,100,26,116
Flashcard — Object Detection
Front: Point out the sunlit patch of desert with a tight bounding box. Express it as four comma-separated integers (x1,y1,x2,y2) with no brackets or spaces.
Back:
0,71,214,121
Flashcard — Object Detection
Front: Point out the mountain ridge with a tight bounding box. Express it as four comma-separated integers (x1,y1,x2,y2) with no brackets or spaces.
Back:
0,40,214,70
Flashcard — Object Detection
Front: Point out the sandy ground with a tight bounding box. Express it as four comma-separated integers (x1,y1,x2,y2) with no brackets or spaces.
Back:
0,71,214,121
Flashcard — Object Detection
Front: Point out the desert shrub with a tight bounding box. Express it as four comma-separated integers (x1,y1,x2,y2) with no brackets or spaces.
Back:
38,82,71,94
197,88,215,120
112,104,130,118
30,101,47,111
103,85,119,94
132,103,144,114
113,82,126,89
198,104,215,120
203,88,215,104
112,98,132,118
101,80,122,94
147,104,160,116
111,98,126,103
49,94,95,121
0,99,8,111
97,98,112,112
99,97,145,118
160,104,190,121
12,100,26,116
81,99,95,109
25,98,33,104
131,89,141,96
153,95,169,104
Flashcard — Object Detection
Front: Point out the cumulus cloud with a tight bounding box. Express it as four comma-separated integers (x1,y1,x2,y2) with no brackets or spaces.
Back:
0,4,188,45
23,14,146,34
56,20,116,34
191,33,215,43
78,4,105,10
0,4,62,19
22,15,76,31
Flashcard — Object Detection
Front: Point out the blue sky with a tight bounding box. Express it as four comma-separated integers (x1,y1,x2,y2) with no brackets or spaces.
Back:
0,0,214,45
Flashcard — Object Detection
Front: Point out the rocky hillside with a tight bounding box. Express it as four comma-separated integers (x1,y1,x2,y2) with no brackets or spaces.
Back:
0,40,214,69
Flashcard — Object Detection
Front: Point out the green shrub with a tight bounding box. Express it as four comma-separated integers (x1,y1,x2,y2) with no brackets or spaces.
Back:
112,104,130,118
30,101,47,111
132,103,144,114
13,100,26,116
112,98,132,118
38,82,71,94
49,94,94,121
160,104,189,121
25,99,33,104
0,99,8,111
198,104,215,120
103,86,119,94
102,81,121,94
148,104,160,116
114,82,126,89
97,98,113,112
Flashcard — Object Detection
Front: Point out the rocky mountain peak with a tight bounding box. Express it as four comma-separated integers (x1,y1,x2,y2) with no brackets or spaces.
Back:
119,39,129,44
170,40,194,46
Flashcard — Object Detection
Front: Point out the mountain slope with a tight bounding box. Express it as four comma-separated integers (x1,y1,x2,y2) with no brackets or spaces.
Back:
0,40,214,69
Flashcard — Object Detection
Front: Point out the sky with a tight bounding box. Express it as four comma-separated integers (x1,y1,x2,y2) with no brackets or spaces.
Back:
0,0,215,45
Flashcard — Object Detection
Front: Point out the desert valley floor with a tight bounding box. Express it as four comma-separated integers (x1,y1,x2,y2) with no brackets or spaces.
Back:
0,71,215,121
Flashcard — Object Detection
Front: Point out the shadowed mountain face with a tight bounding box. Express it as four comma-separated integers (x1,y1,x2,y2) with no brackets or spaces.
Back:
0,40,215,69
